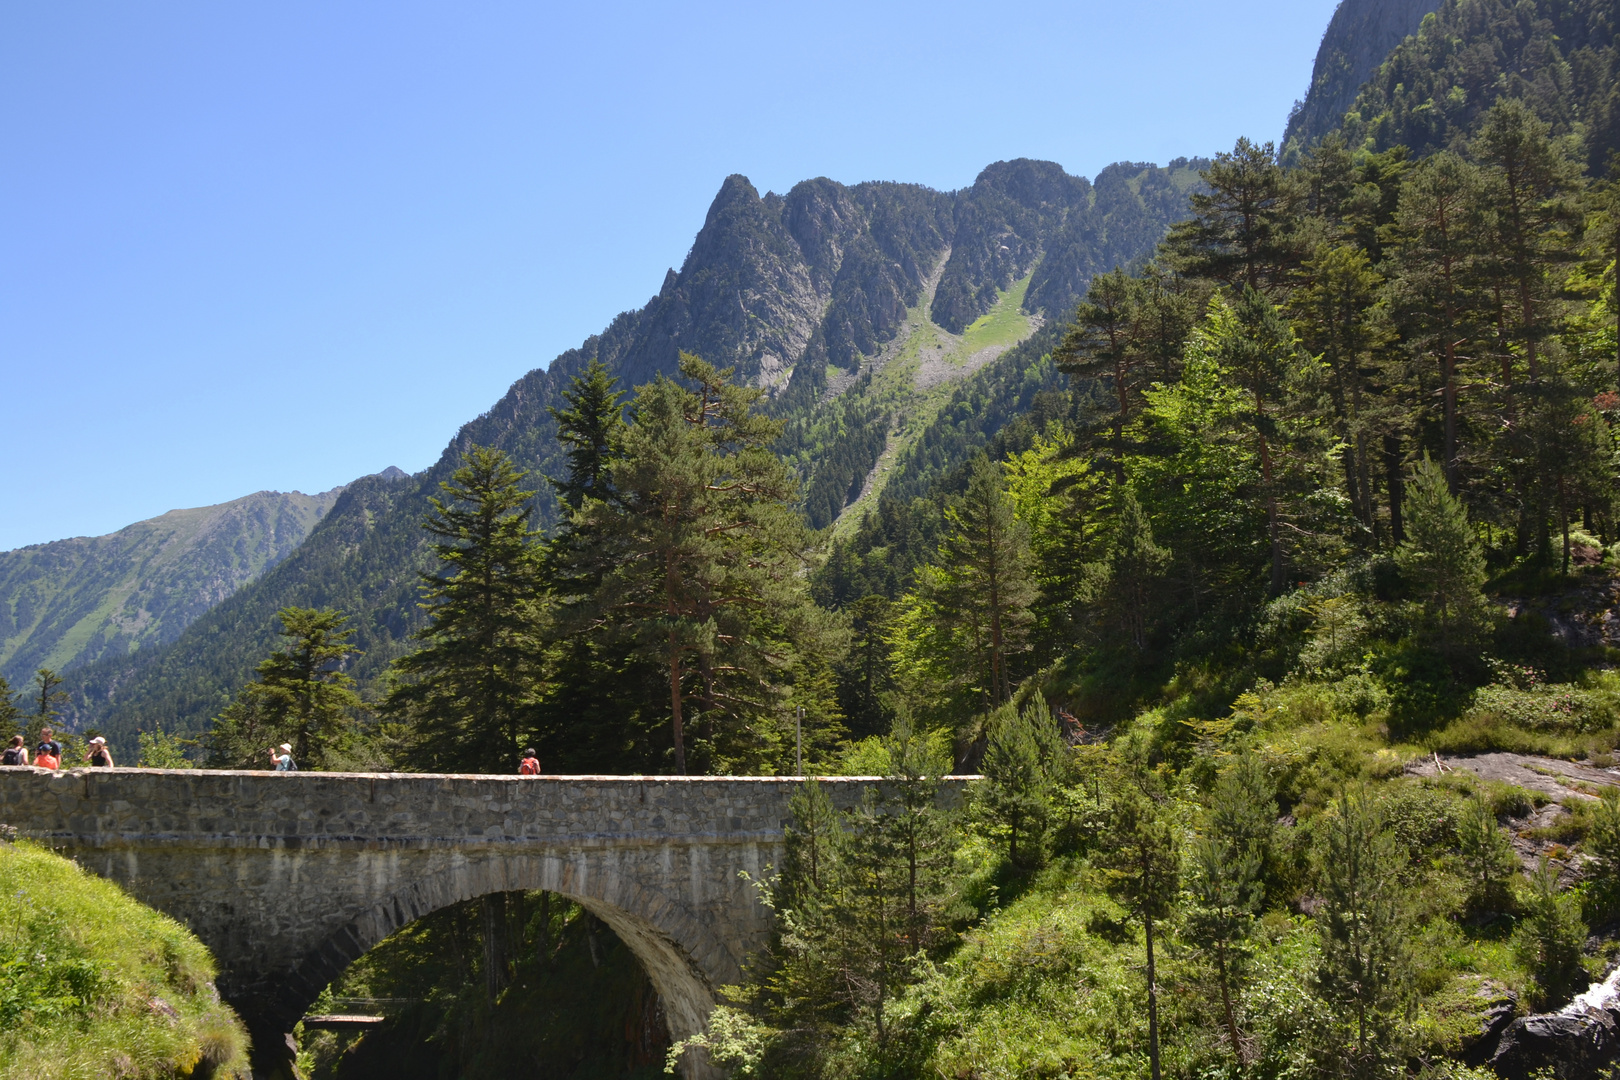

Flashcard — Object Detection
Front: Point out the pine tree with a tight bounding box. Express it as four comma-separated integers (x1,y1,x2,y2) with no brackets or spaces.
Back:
1290,241,1389,529
924,457,1036,714
1314,791,1408,1078
386,445,546,773
1185,751,1275,1066
1394,455,1490,652
1520,855,1588,1007
1387,152,1488,491
1457,796,1519,914
1055,268,1143,483
32,669,66,731
1217,287,1309,594
579,353,813,774
206,607,362,769
1100,791,1180,1080
1185,836,1259,1066
1167,138,1303,294
1472,99,1584,384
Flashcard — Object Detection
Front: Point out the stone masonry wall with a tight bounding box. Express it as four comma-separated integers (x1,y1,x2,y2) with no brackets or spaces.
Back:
0,767,968,1077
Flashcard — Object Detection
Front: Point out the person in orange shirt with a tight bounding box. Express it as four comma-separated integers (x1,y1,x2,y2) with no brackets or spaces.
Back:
518,749,541,775
33,728,60,769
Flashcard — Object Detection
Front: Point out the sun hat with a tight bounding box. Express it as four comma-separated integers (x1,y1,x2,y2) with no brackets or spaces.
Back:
279,744,292,752
90,737,106,745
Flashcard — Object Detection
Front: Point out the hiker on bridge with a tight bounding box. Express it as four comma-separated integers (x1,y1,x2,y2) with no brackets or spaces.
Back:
35,728,60,769
85,737,113,767
2,736,28,766
519,748,541,775
269,744,296,771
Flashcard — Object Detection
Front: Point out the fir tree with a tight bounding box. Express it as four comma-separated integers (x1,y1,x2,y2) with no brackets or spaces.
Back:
547,358,627,513
979,698,1051,869
386,445,546,773
924,457,1036,715
1082,489,1172,651
1394,455,1490,652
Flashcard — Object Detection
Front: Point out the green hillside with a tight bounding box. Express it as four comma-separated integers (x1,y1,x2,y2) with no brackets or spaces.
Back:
0,485,343,684
0,839,248,1078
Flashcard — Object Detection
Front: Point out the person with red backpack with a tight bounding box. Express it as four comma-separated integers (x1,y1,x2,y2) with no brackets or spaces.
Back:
518,749,541,775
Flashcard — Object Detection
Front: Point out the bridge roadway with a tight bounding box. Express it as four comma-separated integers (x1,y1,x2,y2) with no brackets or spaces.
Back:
0,767,969,1079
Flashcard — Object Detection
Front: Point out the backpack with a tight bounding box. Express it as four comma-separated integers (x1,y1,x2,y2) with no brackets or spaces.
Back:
2,748,21,766
285,758,298,771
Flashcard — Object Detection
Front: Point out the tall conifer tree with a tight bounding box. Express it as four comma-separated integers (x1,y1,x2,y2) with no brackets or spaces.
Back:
579,353,816,774
386,445,545,772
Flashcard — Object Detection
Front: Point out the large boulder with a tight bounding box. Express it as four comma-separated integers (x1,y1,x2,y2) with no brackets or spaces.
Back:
1491,1006,1620,1079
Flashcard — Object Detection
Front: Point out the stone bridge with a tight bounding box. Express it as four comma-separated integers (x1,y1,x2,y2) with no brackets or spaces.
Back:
0,768,968,1078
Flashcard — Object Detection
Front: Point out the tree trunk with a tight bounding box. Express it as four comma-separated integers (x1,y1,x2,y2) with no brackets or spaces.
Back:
1384,436,1405,544
668,636,686,775
1217,947,1243,1068
1146,911,1162,1080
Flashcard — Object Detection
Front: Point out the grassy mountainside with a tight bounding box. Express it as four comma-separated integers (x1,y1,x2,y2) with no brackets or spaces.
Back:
1282,0,1444,156
0,485,344,684
0,838,248,1078
58,157,1204,751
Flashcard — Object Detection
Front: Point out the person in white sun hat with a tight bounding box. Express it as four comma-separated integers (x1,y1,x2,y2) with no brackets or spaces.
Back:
85,737,113,767
268,743,296,771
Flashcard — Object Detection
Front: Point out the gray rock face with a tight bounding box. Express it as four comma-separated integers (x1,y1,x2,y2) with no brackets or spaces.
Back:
1491,1006,1620,1079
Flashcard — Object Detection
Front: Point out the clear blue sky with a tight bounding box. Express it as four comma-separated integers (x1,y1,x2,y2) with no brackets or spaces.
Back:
1,0,1338,551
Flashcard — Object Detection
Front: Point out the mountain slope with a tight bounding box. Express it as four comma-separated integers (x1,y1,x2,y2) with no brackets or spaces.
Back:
1283,0,1444,156
0,486,344,684
1333,0,1619,170
57,158,1203,747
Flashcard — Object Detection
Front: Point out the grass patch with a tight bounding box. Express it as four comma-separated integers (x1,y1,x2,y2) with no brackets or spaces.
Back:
0,841,248,1079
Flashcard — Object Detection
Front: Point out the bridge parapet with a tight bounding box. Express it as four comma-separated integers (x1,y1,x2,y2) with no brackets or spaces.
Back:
0,768,971,1079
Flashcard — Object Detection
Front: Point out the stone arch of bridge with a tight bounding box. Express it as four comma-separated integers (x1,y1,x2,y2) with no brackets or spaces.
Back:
269,851,729,1058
